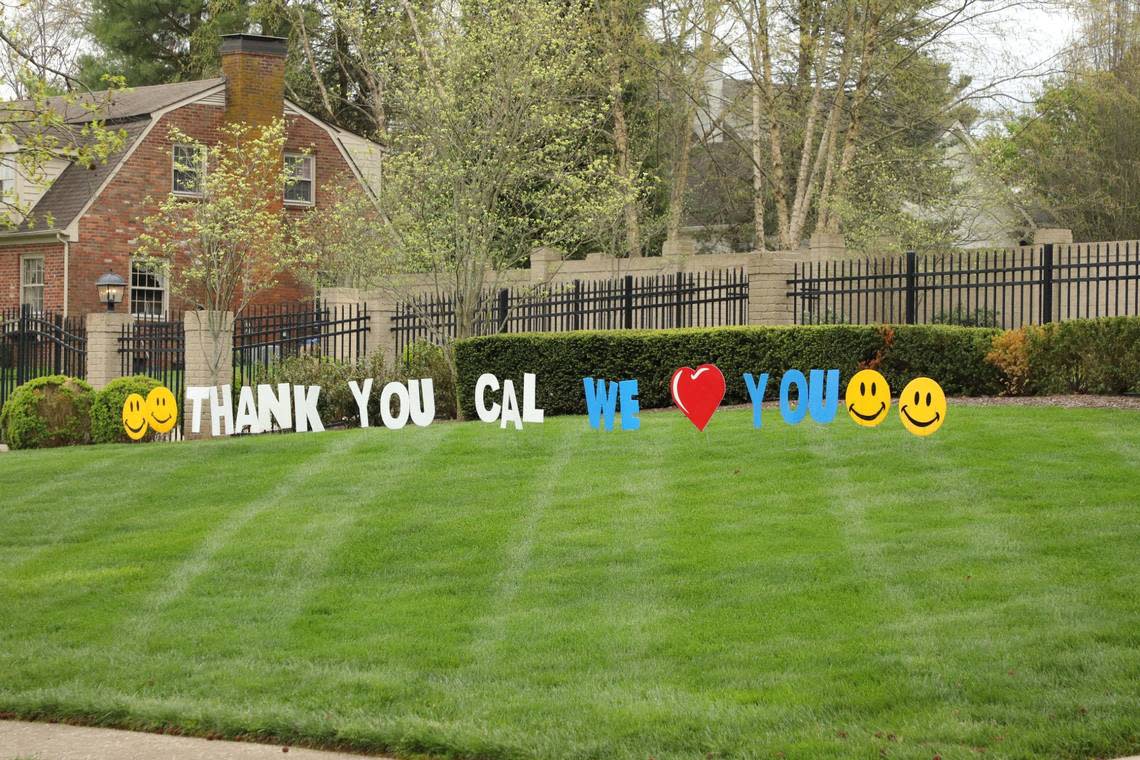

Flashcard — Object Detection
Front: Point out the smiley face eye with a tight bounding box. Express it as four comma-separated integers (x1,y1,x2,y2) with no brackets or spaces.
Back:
860,382,866,395
914,391,920,405
871,382,877,396
926,392,932,405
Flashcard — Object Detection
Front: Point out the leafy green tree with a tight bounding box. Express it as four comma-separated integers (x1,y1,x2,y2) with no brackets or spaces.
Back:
983,0,1140,242
311,0,626,344
986,63,1140,242
78,0,251,86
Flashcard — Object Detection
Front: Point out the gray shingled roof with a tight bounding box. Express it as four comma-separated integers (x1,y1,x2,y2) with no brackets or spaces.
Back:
7,78,226,233
14,78,225,124
17,118,151,232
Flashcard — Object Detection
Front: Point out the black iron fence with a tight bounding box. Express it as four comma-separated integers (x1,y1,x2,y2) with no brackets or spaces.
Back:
119,314,186,437
0,306,87,412
232,301,370,388
392,269,749,357
788,241,1140,329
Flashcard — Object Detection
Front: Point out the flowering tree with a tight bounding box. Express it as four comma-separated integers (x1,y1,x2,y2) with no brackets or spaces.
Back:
134,119,309,384
0,5,127,229
310,0,626,353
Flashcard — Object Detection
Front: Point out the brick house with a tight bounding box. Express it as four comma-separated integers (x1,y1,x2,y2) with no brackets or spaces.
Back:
0,34,382,317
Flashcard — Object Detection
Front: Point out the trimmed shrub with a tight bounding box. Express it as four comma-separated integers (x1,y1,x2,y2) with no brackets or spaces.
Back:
91,375,162,443
880,325,1003,396
454,323,1002,419
1024,317,1140,395
0,375,94,449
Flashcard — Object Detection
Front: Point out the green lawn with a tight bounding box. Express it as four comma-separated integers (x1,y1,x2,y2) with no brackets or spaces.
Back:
0,406,1138,760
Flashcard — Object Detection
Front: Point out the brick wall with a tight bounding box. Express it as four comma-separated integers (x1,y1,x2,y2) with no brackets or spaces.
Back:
221,50,285,130
0,241,66,312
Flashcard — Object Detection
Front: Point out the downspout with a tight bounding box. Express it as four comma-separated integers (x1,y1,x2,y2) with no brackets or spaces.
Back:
57,231,70,317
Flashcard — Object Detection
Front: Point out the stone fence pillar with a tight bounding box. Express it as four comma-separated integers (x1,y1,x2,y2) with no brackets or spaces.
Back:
748,254,798,325
1033,228,1073,246
362,290,400,366
184,311,234,390
85,311,132,390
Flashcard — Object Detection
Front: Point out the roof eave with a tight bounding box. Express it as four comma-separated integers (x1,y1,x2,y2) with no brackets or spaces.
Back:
0,228,66,243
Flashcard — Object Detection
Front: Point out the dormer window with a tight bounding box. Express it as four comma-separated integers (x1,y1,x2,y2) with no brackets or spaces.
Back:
172,143,205,196
284,153,314,205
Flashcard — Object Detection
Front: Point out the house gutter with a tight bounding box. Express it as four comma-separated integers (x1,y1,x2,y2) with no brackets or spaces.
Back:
0,228,64,241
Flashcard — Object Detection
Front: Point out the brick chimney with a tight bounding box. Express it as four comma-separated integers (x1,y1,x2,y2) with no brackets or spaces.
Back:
219,34,287,128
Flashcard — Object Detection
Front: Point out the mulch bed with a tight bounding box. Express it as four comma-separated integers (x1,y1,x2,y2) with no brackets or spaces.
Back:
950,395,1140,410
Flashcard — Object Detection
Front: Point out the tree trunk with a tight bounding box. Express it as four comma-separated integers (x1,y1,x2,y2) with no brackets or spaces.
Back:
756,0,791,248
751,75,766,251
611,60,642,257
822,3,880,234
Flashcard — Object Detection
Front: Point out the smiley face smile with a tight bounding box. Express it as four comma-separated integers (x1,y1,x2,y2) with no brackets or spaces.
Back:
121,392,149,441
900,405,940,428
849,401,886,422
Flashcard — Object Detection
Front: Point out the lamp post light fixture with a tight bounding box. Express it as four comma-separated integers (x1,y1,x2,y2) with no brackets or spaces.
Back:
96,272,126,312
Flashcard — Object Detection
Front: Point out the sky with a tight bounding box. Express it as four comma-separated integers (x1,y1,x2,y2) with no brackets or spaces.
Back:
946,3,1080,114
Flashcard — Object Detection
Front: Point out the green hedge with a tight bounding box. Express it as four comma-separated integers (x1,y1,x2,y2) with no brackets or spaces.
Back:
90,375,162,444
1027,317,1140,394
454,324,1003,418
0,375,94,449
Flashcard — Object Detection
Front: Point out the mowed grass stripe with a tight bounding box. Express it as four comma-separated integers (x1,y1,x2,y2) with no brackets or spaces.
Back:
0,444,161,564
128,427,456,668
0,451,197,572
448,418,691,758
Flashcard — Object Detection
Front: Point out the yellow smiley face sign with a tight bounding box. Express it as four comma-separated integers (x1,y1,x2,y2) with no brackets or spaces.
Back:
899,377,946,437
122,393,149,441
121,385,178,441
145,386,178,434
844,369,891,427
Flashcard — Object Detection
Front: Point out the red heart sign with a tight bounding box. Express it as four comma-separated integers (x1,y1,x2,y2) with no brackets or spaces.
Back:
670,364,726,431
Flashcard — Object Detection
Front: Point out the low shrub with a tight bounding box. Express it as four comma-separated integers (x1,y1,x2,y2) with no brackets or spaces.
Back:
254,349,459,426
90,375,163,443
986,328,1032,396
255,353,391,427
402,341,457,420
0,375,94,449
454,323,1002,418
1024,317,1140,395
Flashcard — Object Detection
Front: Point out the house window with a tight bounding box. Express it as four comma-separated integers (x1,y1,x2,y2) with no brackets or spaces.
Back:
20,255,44,312
130,261,166,317
284,154,314,205
0,156,15,202
172,143,205,196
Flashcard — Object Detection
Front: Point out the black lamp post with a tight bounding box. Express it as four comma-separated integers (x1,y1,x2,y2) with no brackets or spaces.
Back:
96,272,126,312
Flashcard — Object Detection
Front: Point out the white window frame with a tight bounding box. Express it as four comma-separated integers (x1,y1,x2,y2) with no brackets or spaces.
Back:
0,155,15,203
172,143,206,197
284,153,315,206
129,261,168,318
20,254,45,312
